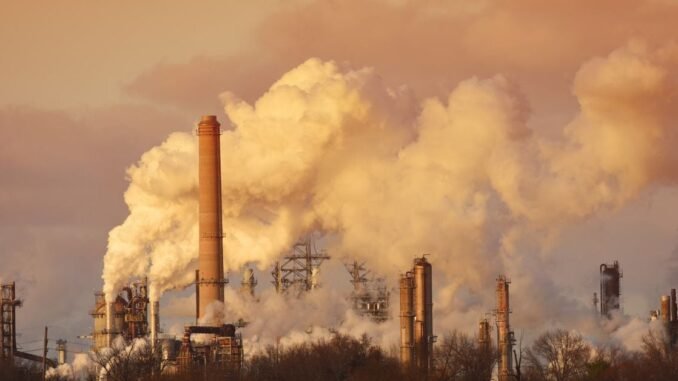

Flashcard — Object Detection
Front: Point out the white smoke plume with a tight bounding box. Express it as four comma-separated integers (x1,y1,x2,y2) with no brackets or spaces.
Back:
46,353,95,381
102,40,678,346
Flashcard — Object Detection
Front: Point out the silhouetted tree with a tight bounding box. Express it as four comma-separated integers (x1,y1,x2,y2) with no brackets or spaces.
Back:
432,330,496,381
525,329,590,381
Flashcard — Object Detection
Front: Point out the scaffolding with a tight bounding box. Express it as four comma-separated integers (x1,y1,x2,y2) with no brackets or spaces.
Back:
1,282,19,359
272,236,330,295
346,261,390,322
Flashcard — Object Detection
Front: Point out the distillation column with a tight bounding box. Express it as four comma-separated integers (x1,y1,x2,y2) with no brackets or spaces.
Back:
414,257,433,373
399,272,414,366
197,115,225,325
496,276,514,381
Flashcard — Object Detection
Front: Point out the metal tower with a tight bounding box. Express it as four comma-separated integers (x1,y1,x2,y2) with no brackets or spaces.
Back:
271,236,330,295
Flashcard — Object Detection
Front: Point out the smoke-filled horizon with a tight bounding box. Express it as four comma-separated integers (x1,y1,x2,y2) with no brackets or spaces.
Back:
100,40,678,350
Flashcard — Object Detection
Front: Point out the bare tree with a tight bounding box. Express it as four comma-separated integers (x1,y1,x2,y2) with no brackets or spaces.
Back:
432,330,496,381
88,339,165,381
525,329,590,381
513,331,524,381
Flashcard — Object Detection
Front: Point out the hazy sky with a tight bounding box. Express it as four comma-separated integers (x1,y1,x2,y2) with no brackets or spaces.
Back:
1,0,678,357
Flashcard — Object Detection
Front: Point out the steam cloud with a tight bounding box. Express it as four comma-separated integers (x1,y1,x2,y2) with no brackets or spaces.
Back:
102,40,678,347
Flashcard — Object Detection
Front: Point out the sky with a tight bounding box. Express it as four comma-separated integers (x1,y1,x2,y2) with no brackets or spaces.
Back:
1,0,678,359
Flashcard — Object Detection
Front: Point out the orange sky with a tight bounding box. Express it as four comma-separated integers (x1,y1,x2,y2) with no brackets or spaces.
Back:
1,0,677,351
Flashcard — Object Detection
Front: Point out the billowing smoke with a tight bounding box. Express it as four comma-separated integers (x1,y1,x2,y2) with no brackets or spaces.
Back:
46,353,94,381
102,40,678,346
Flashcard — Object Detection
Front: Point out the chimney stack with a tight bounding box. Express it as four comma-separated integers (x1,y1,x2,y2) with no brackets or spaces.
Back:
661,295,671,323
150,301,159,350
413,257,433,373
196,115,225,325
496,276,514,381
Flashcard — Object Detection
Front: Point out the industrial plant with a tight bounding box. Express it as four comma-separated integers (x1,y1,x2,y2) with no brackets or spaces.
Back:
3,115,678,380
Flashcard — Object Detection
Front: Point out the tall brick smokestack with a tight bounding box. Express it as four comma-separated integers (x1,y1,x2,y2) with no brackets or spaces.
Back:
197,115,225,324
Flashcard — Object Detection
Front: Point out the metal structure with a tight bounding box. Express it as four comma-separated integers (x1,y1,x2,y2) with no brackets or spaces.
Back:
496,276,515,381
0,282,56,367
271,236,330,295
656,290,678,345
399,272,415,366
177,324,242,375
177,115,242,376
399,257,434,373
414,257,433,373
91,279,150,350
600,261,622,318
346,261,390,322
150,301,159,350
56,340,67,365
240,267,257,298
478,318,491,352
1,282,19,359
197,115,228,324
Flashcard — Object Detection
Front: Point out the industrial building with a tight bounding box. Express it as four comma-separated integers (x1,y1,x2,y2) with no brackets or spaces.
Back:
399,256,434,374
599,261,622,318
90,279,150,350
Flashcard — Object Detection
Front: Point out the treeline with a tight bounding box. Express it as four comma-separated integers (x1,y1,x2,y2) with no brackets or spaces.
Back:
2,328,678,381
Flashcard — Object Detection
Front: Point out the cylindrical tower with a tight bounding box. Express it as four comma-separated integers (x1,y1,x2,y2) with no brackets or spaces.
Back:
478,318,491,352
240,267,257,297
56,340,67,365
197,115,225,325
150,301,159,350
414,257,432,373
399,273,414,366
661,295,671,323
106,301,114,347
496,276,513,381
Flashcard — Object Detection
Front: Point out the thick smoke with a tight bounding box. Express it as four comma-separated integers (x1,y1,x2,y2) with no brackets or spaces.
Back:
46,353,94,381
102,41,678,346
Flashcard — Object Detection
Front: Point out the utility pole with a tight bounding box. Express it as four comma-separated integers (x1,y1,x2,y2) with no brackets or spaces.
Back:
42,326,48,381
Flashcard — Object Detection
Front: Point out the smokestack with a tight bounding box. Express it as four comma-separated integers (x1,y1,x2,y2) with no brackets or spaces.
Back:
661,295,671,323
106,301,114,347
399,272,414,366
478,318,491,352
413,257,433,373
150,301,159,350
496,276,514,381
197,115,225,325
56,340,67,365
240,267,257,297
671,289,677,322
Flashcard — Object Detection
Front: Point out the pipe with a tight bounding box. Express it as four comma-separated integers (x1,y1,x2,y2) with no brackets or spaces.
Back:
106,301,114,347
399,273,414,366
478,318,490,351
661,295,671,323
497,276,513,381
197,115,225,325
150,301,159,350
671,289,677,322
